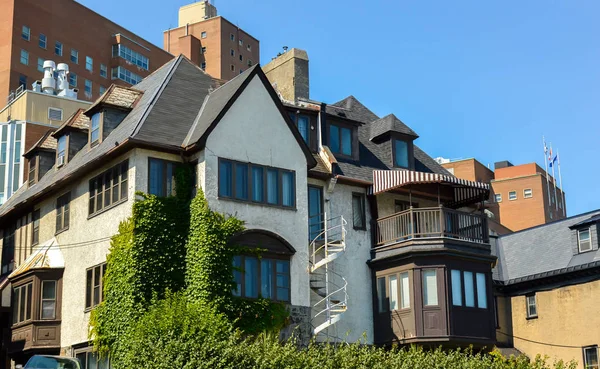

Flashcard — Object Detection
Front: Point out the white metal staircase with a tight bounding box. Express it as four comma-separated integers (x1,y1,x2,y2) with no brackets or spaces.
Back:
309,213,348,337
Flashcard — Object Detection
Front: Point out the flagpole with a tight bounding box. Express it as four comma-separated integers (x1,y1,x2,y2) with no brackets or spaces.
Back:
550,143,558,211
543,136,551,208
558,151,565,217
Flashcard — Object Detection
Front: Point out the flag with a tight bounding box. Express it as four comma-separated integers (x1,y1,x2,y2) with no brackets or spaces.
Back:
548,147,553,162
549,155,557,168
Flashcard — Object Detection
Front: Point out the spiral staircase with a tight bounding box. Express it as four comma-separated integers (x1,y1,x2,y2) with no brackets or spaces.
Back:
309,214,348,338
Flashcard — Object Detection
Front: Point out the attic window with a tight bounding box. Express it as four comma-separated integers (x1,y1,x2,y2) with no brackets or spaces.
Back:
57,136,67,167
393,139,409,168
578,228,592,253
28,156,37,186
329,124,352,157
90,113,101,146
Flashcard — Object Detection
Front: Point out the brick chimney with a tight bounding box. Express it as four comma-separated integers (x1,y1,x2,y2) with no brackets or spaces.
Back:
263,48,309,103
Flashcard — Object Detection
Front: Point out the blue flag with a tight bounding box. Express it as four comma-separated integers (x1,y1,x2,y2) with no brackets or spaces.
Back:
549,155,557,168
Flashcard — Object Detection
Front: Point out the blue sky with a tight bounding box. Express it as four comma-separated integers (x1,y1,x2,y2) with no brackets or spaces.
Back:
82,0,600,216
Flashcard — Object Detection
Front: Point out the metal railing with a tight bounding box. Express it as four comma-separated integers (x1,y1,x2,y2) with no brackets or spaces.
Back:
375,206,489,246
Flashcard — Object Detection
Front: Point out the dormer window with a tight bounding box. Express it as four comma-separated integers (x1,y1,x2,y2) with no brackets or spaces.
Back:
57,136,66,167
90,113,101,146
28,156,37,186
578,228,592,253
393,139,409,168
329,124,352,157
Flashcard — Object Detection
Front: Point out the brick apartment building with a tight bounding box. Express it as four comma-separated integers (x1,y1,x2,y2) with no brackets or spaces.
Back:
164,1,260,81
441,158,566,232
0,0,174,104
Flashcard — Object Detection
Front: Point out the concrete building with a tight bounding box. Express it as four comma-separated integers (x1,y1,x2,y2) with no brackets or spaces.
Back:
493,211,600,369
0,63,91,205
0,0,174,104
441,158,566,232
164,1,260,81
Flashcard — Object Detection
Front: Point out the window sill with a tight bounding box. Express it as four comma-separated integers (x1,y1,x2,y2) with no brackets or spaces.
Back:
218,196,297,211
87,197,128,220
526,315,538,320
55,226,69,236
353,226,366,231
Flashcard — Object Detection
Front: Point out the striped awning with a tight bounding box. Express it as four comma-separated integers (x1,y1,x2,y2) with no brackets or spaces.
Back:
370,170,490,207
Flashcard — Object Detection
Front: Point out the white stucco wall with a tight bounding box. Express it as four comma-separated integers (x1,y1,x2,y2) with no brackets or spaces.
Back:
201,75,310,307
308,178,374,343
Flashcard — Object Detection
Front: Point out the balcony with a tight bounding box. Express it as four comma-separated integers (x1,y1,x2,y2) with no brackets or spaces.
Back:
375,207,489,247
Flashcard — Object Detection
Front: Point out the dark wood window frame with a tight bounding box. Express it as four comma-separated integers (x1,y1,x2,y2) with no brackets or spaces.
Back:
392,138,411,169
32,209,40,246
289,112,311,146
352,192,366,230
450,269,487,310
218,158,296,209
41,280,57,320
28,155,37,186
12,281,33,325
74,346,111,369
89,111,103,148
147,157,181,197
85,263,106,311
376,271,411,313
55,192,71,234
526,293,538,319
233,254,291,302
88,160,129,217
327,121,357,159
583,345,599,369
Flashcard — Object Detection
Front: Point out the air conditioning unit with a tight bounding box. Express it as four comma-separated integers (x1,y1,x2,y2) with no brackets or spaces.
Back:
57,155,65,167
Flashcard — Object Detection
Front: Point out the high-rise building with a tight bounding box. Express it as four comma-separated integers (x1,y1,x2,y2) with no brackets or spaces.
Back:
441,158,566,232
0,0,174,104
163,1,260,81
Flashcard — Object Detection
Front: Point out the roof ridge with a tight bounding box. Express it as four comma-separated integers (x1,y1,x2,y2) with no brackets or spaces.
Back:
499,209,600,239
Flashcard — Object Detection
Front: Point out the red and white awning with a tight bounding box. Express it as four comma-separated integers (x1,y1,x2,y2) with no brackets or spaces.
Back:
370,170,490,207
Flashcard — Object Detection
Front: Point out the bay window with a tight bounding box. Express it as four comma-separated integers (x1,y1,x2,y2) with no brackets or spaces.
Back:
12,282,32,324
422,270,438,306
377,272,411,313
41,281,57,319
451,270,488,309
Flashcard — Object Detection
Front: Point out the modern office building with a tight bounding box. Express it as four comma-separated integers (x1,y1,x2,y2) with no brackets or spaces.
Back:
163,1,260,81
441,158,566,232
0,0,174,104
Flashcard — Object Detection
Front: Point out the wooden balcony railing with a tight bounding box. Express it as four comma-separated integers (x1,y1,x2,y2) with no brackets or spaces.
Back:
375,207,489,247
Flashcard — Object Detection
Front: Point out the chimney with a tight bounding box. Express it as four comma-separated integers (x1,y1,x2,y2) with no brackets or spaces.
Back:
262,48,309,103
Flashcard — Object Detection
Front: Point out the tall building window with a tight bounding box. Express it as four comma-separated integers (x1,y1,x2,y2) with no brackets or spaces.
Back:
20,49,29,65
329,124,352,156
248,59,253,67
99,86,106,95
232,256,290,302
230,49,235,57
201,62,206,70
239,54,243,62
112,44,149,70
393,139,409,168
22,25,30,41
239,39,243,46
84,79,92,96
12,282,32,324
85,263,106,309
422,270,438,306
201,46,206,54
55,41,63,56
111,67,143,85
71,49,79,64
39,33,47,49
201,31,207,38
526,294,537,318
523,188,533,198
583,346,599,369
13,124,22,193
230,64,235,72
218,159,295,208
37,57,44,72
85,56,93,72
148,158,179,197
18,75,27,89
55,192,70,233
100,64,107,78
578,228,592,253
88,160,128,216
247,44,252,51
230,33,235,41
69,73,77,87
1,125,7,204
352,193,365,230
495,193,502,203
508,191,517,201
41,281,57,319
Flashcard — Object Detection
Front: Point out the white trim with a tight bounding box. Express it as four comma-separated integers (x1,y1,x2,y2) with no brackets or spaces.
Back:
495,193,502,203
508,190,517,201
578,228,592,253
47,107,63,121
526,294,537,318
523,188,533,199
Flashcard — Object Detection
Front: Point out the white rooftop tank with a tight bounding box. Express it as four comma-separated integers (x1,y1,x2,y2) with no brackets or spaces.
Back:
41,60,56,95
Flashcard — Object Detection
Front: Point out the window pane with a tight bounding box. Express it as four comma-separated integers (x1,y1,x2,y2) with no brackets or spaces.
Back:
275,260,290,301
476,273,487,308
233,256,242,296
261,259,273,299
308,187,323,241
86,269,93,308
219,161,232,197
26,284,32,320
166,162,175,196
377,277,387,312
42,281,56,299
251,166,263,202
297,116,309,143
244,257,258,298
341,127,352,156
266,169,279,205
75,353,87,369
464,271,475,307
352,194,364,228
88,352,97,369
400,272,410,309
235,163,248,200
282,172,294,207
422,270,438,306
394,140,409,167
389,275,398,311
12,288,19,324
98,356,109,369
330,125,340,153
148,159,163,196
451,270,462,306
585,347,598,368
20,285,26,321
41,301,55,319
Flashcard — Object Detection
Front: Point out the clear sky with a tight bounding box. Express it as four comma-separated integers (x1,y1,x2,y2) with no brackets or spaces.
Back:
81,0,600,216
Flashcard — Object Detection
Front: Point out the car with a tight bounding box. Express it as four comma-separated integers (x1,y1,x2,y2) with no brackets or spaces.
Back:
23,355,81,369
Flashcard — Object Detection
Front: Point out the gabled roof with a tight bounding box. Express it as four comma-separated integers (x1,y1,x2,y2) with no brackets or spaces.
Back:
8,238,64,280
370,114,419,141
85,84,144,116
328,95,379,123
52,109,90,137
493,209,600,285
24,129,56,158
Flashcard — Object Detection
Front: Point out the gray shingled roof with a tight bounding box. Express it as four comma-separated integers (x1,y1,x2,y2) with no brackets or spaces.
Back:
328,96,451,182
493,210,600,284
370,114,419,141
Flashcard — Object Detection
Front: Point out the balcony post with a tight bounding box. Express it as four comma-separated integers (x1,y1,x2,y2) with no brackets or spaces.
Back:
439,204,445,237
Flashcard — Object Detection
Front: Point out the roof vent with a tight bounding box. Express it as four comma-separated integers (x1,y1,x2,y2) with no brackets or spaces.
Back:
42,60,56,95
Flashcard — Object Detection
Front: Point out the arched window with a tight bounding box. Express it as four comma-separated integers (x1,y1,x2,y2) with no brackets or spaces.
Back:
230,230,295,302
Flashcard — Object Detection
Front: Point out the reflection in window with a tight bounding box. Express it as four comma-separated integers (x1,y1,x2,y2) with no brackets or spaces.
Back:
233,256,290,302
394,139,409,168
297,115,309,143
389,275,398,310
464,271,475,307
330,124,352,156
451,270,462,306
377,277,386,313
476,273,487,309
422,270,438,306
